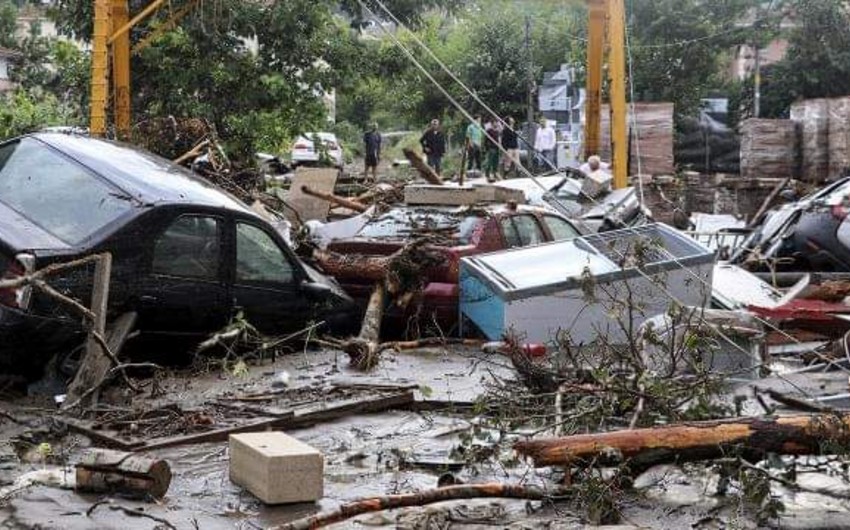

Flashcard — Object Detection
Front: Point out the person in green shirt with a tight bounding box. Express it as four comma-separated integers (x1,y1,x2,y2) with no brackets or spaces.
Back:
465,115,484,171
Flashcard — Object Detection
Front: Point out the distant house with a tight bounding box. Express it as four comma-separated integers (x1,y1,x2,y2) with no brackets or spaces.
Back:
0,47,22,93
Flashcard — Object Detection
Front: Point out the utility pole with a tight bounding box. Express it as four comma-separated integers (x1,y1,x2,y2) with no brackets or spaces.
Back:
525,16,534,134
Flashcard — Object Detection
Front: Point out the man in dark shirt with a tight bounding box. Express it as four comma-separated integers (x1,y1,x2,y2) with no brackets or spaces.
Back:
419,119,446,176
363,123,381,180
501,116,520,177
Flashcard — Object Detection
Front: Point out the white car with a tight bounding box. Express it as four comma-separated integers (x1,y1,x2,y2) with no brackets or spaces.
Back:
291,132,344,168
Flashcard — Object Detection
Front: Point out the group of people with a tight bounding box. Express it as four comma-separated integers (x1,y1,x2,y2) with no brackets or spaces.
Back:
419,116,523,181
362,115,562,180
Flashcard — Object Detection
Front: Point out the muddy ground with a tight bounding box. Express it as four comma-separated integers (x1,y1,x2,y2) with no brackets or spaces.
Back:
1,346,850,529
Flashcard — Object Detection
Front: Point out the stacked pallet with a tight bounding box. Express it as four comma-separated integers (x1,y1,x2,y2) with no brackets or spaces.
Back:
630,103,675,175
829,97,850,180
740,119,798,179
598,102,675,175
790,99,830,183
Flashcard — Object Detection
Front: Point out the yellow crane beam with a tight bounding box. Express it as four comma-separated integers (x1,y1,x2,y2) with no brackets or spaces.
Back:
91,0,199,137
111,0,131,138
90,0,111,136
607,0,628,189
584,0,629,189
584,0,606,162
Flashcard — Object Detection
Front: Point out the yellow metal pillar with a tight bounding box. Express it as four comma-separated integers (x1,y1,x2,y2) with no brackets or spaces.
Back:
607,0,628,189
112,0,131,138
90,0,111,136
584,0,606,161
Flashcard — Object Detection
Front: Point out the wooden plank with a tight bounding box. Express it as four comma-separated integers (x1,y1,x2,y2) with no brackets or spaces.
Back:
284,168,339,223
66,254,113,404
132,390,415,452
60,417,145,451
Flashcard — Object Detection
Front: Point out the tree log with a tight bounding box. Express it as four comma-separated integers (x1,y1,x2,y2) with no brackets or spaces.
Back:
343,283,385,369
312,249,389,282
515,414,850,470
270,483,554,530
300,185,368,213
75,449,171,499
402,148,443,185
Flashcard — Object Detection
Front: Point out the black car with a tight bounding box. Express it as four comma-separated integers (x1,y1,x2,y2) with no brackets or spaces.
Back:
0,133,355,376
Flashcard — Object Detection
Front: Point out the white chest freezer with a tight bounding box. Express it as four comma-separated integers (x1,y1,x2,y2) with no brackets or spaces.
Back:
459,224,715,345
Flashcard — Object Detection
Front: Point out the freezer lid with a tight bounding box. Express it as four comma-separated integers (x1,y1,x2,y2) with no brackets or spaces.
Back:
462,237,620,293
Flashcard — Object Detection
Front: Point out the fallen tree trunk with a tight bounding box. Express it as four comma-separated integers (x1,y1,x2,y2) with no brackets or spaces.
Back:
300,185,369,213
270,483,555,530
402,148,443,185
343,283,385,369
312,249,388,282
515,414,850,470
76,448,171,499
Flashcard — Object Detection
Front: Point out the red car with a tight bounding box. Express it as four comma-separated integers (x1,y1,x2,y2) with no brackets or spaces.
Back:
314,203,584,335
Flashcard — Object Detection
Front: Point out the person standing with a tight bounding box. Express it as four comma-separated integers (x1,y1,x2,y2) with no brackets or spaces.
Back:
483,116,502,181
501,116,520,177
420,119,446,176
533,117,557,172
466,115,484,171
362,122,381,180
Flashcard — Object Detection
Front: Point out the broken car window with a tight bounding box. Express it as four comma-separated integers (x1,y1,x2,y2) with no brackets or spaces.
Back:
152,215,220,280
0,138,133,244
512,215,545,247
236,223,294,284
357,208,480,245
543,215,580,241
500,217,522,248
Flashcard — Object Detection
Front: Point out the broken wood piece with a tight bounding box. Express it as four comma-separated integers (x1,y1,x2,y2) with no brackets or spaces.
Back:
343,283,385,369
380,338,483,352
270,483,558,530
76,448,171,499
66,254,114,406
300,185,369,213
514,413,850,470
402,147,443,185
748,177,792,228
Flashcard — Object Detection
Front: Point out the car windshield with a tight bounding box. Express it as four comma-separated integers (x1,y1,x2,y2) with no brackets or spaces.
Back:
357,208,483,245
0,138,134,244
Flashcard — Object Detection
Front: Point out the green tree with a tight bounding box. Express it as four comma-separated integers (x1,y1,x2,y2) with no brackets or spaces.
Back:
0,0,16,49
627,0,761,116
757,0,850,118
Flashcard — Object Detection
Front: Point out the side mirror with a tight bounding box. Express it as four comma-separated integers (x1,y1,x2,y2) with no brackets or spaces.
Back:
301,281,333,298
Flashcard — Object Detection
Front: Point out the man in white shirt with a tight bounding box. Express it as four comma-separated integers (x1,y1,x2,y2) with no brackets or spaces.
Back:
533,118,556,172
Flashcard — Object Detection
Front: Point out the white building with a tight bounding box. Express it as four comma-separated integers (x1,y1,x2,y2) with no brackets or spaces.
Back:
0,47,22,93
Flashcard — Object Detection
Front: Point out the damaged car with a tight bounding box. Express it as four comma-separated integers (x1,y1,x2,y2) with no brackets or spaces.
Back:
0,133,356,377
312,202,584,334
732,177,850,271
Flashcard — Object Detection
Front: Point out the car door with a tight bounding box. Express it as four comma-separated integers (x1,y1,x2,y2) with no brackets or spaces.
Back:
230,219,313,336
135,212,231,335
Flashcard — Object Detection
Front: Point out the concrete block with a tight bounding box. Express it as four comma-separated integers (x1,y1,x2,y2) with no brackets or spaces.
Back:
229,432,323,504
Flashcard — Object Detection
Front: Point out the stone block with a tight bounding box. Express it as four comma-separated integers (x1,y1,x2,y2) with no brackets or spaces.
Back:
229,432,323,504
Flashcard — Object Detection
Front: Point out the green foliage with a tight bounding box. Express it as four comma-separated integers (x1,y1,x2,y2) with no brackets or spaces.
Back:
0,0,17,49
755,0,850,118
628,0,760,116
0,89,70,139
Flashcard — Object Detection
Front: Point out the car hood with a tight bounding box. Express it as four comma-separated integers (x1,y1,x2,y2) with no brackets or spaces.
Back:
0,200,71,254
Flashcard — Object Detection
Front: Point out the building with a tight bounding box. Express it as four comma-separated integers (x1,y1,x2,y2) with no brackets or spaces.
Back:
538,64,585,166
0,47,22,93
